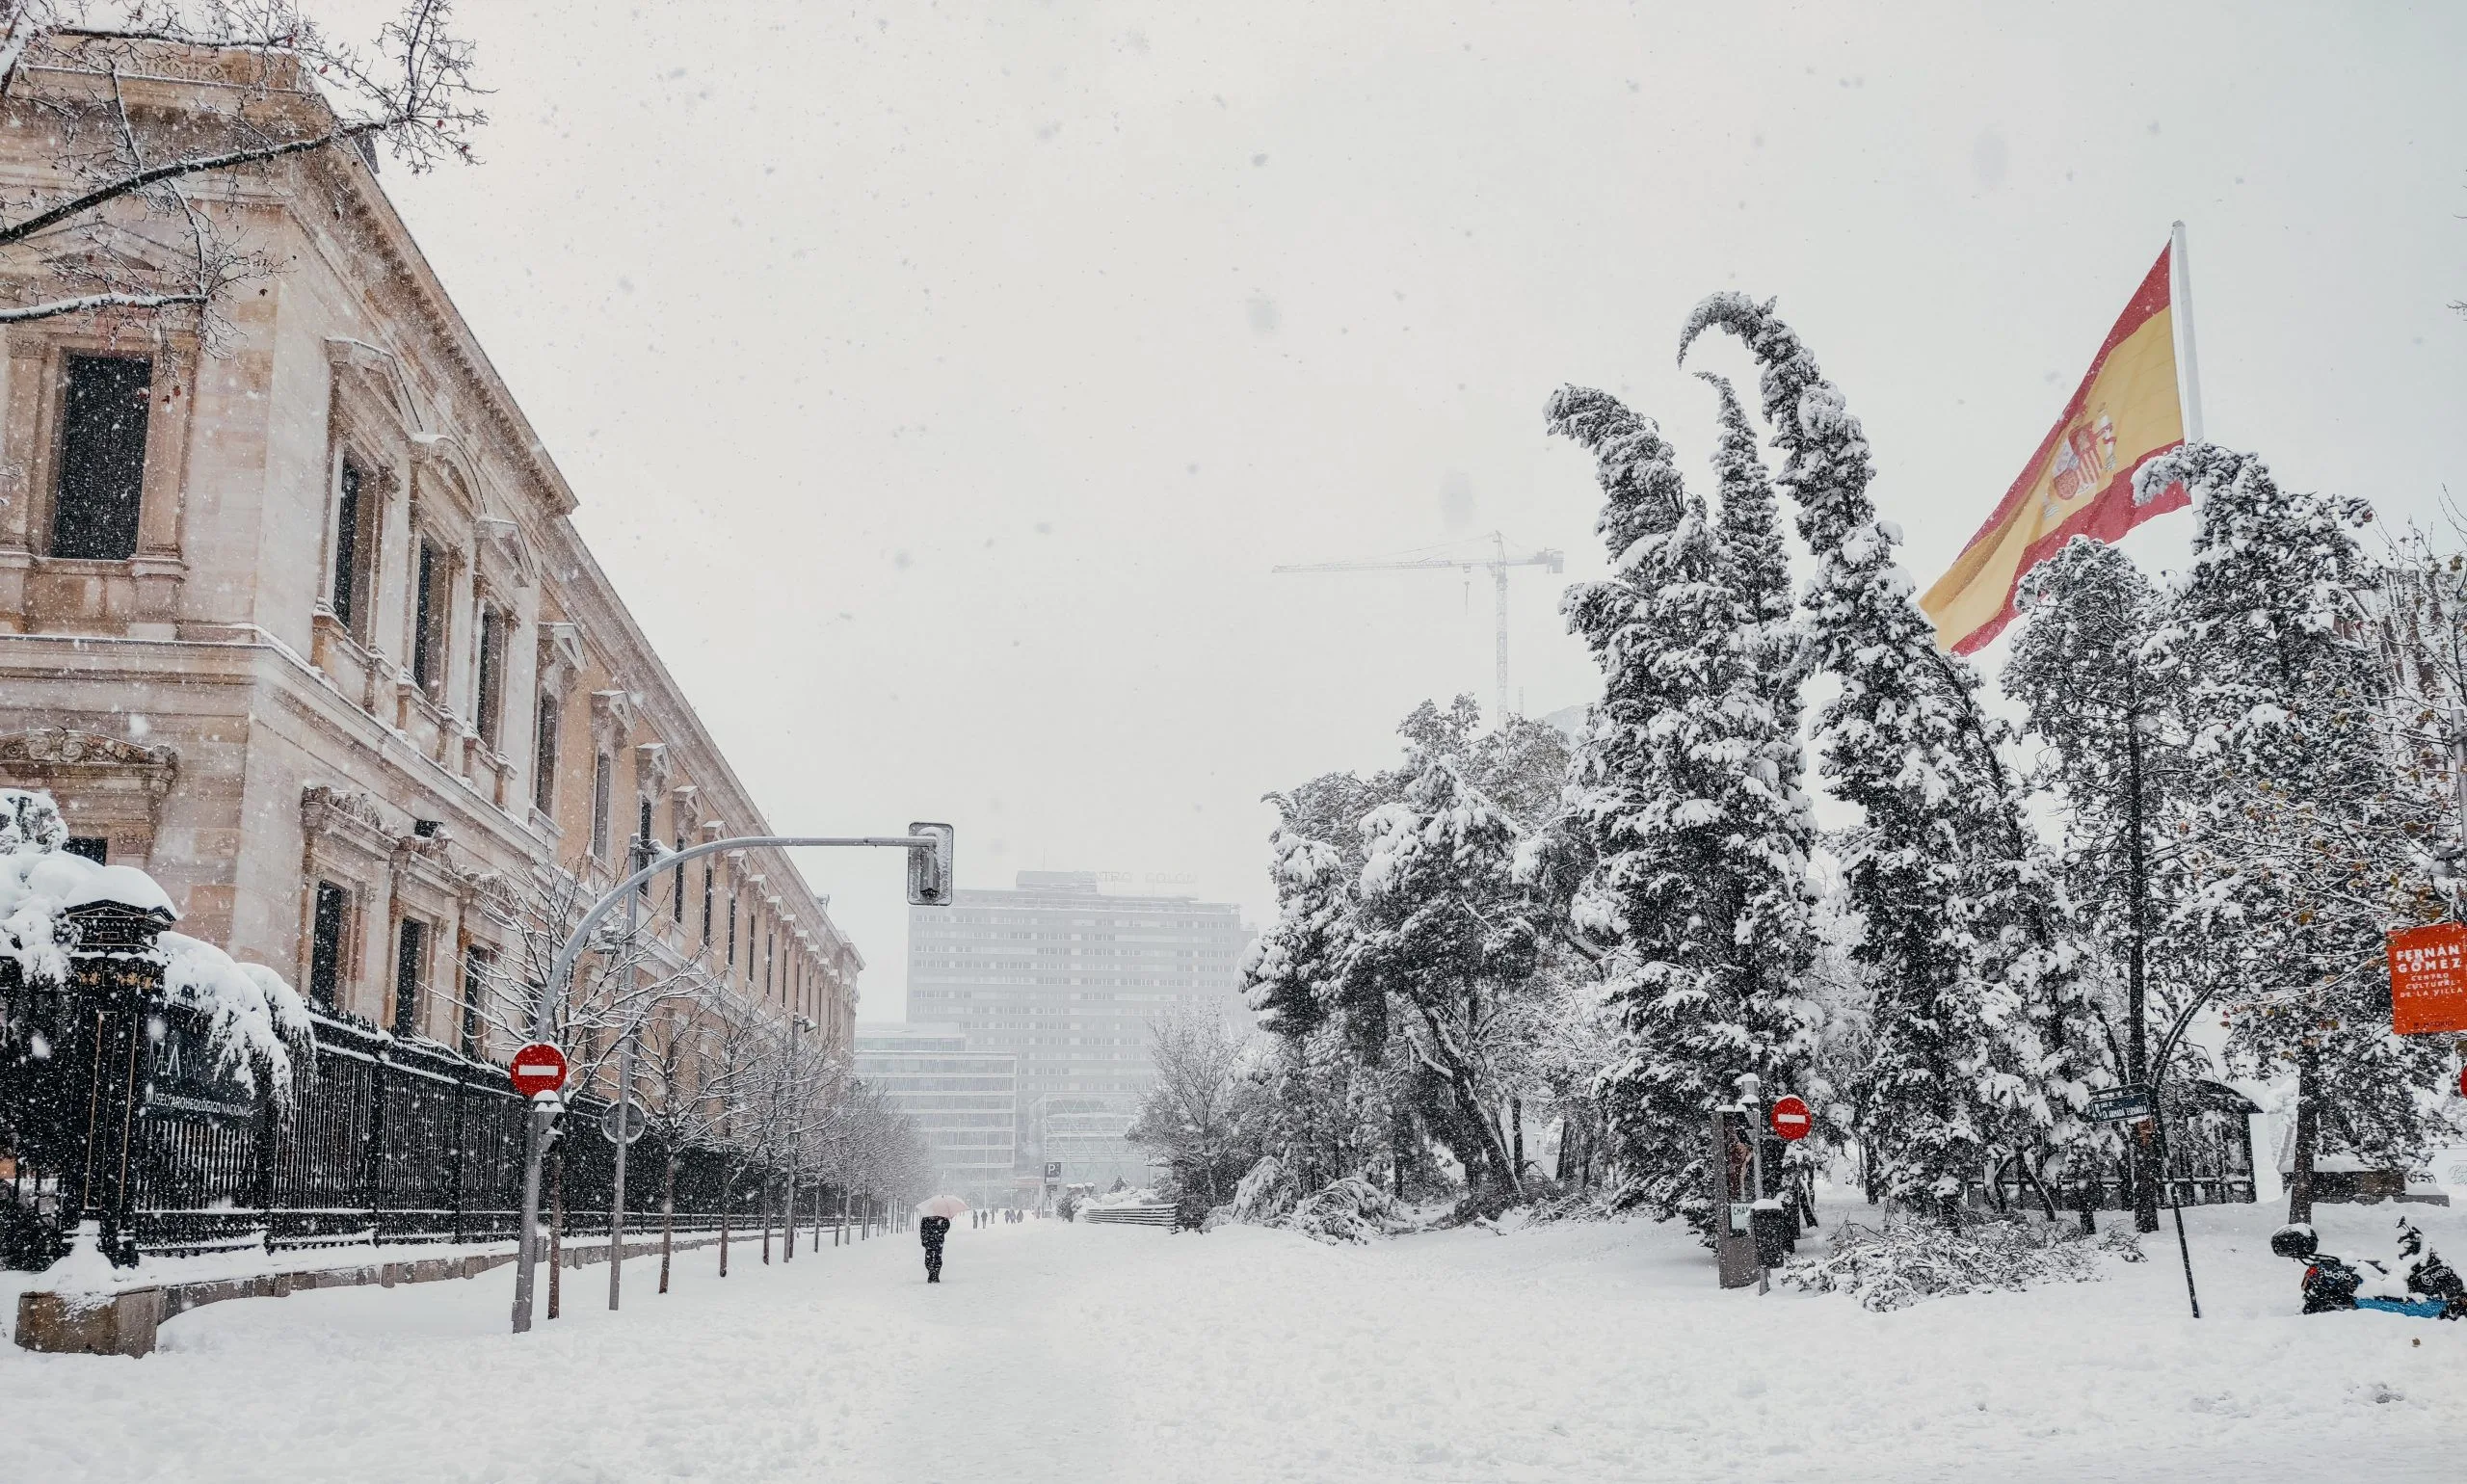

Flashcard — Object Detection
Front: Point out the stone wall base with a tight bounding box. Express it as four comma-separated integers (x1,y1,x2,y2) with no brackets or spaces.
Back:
14,1231,729,1359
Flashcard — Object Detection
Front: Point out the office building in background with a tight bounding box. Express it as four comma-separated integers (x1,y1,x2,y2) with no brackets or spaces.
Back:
907,871,1252,1185
851,1024,1018,1205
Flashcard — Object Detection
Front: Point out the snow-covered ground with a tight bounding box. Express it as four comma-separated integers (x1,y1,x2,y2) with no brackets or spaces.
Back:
2,1200,2461,1483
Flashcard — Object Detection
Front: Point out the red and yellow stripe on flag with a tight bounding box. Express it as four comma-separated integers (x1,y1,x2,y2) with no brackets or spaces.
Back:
1920,246,2191,653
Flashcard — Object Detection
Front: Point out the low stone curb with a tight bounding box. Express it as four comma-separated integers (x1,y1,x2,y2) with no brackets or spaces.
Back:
14,1231,731,1359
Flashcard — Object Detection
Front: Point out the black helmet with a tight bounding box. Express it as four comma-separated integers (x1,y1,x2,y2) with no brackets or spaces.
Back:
2270,1224,2320,1259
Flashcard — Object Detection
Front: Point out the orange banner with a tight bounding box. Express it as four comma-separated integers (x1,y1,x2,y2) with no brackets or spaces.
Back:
1921,246,2191,653
2390,920,2467,1035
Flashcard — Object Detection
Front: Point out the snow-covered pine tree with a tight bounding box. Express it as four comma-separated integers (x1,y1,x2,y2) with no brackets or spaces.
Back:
2005,535,2195,1232
1243,830,1353,1040
1680,296,2104,1222
1701,372,1804,748
1544,384,1818,1230
2143,443,2462,1222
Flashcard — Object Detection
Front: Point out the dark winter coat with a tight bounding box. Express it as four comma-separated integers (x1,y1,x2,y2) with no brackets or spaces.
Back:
919,1215,949,1254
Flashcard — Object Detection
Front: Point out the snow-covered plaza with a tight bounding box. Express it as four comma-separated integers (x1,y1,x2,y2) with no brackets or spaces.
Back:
5,1199,2460,1484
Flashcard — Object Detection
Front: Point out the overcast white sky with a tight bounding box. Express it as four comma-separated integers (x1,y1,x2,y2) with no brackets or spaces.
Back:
343,1,2467,1020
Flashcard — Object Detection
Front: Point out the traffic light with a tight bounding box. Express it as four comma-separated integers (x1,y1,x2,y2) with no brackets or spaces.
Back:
906,821,955,906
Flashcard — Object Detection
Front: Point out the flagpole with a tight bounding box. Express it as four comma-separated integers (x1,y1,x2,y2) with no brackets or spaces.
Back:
2170,220,2206,444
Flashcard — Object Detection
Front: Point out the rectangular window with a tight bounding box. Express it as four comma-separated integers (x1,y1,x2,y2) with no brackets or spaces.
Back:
635,799,654,896
392,917,428,1036
331,456,377,640
306,884,350,1013
50,354,151,560
727,895,737,967
701,862,713,944
411,540,443,697
532,700,559,813
590,752,613,861
460,943,492,1059
673,833,685,923
474,605,505,749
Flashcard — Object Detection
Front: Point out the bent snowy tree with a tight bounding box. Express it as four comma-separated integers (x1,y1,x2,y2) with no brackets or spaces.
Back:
1544,382,1820,1232
1680,294,2107,1223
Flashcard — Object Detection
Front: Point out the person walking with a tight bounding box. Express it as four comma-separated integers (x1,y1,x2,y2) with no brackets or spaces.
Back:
920,1212,951,1283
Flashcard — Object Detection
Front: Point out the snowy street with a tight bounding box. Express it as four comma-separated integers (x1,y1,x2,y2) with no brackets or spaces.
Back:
5,1200,2461,1483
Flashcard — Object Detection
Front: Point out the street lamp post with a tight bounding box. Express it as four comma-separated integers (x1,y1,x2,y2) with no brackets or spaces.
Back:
510,828,950,1336
607,832,645,1312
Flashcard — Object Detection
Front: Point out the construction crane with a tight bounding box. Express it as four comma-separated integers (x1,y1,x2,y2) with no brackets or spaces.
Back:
1273,531,1565,721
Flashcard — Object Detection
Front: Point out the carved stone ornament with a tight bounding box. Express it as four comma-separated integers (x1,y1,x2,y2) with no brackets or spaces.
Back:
474,516,535,588
590,688,636,745
634,741,671,794
0,729,178,792
300,782,385,836
538,622,585,694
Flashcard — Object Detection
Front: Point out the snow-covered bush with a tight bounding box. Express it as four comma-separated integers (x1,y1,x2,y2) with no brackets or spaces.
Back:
1782,1214,2128,1312
1285,1176,1409,1246
1225,1158,1412,1244
1,787,307,1096
1230,1154,1302,1225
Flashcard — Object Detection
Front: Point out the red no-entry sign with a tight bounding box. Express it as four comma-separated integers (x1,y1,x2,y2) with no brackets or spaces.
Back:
1768,1095,1813,1142
510,1043,569,1098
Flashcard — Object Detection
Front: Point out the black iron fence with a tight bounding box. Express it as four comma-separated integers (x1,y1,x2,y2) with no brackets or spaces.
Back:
1,941,822,1271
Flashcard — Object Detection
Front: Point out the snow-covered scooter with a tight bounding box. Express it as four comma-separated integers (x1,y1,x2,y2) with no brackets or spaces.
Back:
2270,1219,2465,1319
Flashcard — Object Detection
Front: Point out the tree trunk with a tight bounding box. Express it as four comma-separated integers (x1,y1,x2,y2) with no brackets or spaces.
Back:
1391,1108,1409,1199
658,1155,677,1295
1510,1097,1525,1179
2287,1048,2319,1225
2124,708,2162,1235
2018,1152,2060,1222
783,1171,797,1262
719,1167,732,1278
762,1176,774,1265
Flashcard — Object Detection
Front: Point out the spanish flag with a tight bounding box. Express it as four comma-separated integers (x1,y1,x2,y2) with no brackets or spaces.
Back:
1920,245,2192,653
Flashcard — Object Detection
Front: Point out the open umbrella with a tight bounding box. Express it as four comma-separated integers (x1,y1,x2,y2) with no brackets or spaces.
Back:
914,1195,968,1219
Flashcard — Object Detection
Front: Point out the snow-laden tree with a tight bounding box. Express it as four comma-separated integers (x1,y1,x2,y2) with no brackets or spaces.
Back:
1681,295,2105,1221
2005,536,2198,1232
1544,383,1819,1230
1701,373,1805,749
2143,443,2463,1221
1127,1004,1263,1206
1248,1021,1401,1195
1347,748,1546,1203
1244,831,1352,1040
0,3,482,336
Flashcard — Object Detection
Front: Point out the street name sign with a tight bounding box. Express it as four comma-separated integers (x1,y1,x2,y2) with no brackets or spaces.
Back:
2388,920,2467,1035
1766,1095,1813,1141
2088,1084,2156,1124
510,1043,569,1099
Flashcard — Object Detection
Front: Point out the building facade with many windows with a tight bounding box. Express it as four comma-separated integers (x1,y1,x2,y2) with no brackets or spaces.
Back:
852,1024,1019,1206
907,871,1251,1183
0,41,859,1062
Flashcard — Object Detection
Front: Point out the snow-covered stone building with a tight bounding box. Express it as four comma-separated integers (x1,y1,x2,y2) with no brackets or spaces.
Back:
0,40,858,1060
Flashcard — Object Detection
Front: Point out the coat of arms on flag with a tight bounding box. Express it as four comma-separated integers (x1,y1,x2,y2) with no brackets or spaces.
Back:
1920,244,2194,653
